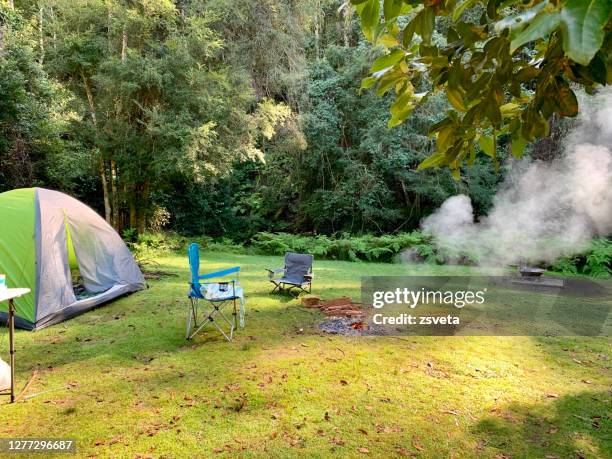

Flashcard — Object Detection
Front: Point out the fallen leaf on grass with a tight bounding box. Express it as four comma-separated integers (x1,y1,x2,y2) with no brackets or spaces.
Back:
93,439,105,446
294,421,306,430
581,380,592,384
375,424,403,433
395,446,416,457
357,447,370,453
357,428,368,435
330,437,345,446
232,396,247,412
285,434,302,447
545,393,559,398
340,380,348,386
547,427,558,434
411,436,424,451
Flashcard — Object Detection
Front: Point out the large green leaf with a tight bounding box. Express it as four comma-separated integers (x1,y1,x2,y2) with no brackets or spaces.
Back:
560,0,612,65
511,133,528,158
418,7,435,44
360,76,378,90
446,87,468,111
478,135,495,158
383,0,403,20
370,48,405,73
417,152,446,170
510,11,560,52
376,71,406,96
556,82,579,116
402,15,418,47
361,0,381,40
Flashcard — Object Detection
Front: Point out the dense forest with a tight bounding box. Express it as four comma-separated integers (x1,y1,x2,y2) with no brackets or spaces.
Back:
1,0,542,239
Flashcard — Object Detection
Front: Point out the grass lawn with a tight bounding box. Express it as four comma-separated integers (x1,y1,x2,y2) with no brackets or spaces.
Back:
1,252,610,458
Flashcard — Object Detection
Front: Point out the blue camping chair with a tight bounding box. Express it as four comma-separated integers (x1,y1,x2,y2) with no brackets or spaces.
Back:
186,243,245,341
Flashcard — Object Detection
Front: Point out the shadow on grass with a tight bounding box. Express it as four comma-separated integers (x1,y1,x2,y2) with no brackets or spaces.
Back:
12,286,331,375
474,390,611,458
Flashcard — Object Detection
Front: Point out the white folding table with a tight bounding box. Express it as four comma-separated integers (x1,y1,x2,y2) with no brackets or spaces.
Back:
0,288,30,403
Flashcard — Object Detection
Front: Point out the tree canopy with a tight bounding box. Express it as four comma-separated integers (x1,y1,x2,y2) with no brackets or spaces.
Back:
4,0,576,237
351,0,612,175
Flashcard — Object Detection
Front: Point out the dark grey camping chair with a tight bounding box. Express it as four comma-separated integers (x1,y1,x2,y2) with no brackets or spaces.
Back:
267,252,314,294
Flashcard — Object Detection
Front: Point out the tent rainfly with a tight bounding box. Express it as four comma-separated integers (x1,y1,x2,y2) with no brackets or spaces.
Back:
0,188,145,330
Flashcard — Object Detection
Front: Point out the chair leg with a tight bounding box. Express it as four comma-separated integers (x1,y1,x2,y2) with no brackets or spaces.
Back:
186,298,197,340
214,305,235,341
186,311,192,340
188,299,237,341
232,298,238,330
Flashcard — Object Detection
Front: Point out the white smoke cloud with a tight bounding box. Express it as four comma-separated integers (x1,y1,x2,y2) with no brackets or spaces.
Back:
421,88,612,267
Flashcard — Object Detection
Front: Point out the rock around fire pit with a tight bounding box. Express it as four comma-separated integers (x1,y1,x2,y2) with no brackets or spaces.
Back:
301,295,364,317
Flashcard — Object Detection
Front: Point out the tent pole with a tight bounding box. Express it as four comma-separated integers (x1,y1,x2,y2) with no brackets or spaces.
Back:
8,299,14,403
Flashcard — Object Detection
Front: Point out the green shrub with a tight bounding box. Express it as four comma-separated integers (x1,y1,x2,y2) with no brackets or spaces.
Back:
250,231,439,263
124,231,610,278
549,238,611,278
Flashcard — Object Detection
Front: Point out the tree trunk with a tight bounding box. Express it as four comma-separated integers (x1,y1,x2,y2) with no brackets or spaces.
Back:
129,198,137,229
137,180,149,233
38,6,44,64
107,6,112,53
110,159,119,229
314,0,320,60
137,212,146,234
80,69,112,224
121,25,127,61
50,7,57,49
98,160,112,224
342,3,353,47
80,69,97,125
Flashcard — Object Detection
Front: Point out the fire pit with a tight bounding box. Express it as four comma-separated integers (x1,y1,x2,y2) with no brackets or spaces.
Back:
302,296,384,335
511,266,564,288
319,317,367,335
519,266,545,277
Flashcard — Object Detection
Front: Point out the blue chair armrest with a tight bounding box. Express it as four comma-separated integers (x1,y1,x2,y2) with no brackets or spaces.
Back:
199,266,240,280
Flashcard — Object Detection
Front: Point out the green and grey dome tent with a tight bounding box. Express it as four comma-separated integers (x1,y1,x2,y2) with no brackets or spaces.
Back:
0,188,145,330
